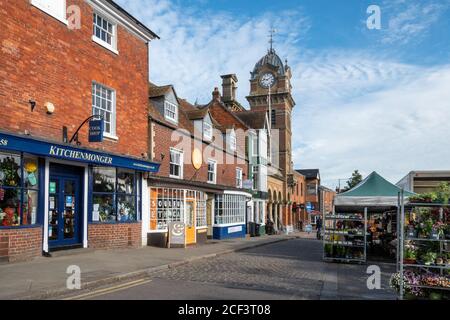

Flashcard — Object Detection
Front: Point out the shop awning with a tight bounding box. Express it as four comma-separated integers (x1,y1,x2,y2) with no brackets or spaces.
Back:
0,131,160,172
335,171,415,207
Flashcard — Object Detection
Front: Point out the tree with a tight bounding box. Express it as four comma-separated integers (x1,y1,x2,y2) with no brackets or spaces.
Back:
344,170,363,191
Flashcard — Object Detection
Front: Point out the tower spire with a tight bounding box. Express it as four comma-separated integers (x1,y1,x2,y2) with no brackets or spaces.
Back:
269,28,276,53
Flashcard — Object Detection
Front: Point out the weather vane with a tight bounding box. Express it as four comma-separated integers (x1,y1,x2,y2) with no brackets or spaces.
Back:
269,28,277,52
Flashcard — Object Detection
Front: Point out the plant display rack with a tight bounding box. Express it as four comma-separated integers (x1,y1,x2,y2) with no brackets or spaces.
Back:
323,208,367,264
396,201,450,300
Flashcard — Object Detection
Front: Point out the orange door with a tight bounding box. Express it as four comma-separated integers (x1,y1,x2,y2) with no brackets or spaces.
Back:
185,200,196,245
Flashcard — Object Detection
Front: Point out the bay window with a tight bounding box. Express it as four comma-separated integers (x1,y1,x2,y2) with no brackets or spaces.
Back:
214,194,246,225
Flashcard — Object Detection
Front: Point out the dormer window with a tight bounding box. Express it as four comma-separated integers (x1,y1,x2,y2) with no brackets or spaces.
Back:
203,121,212,140
229,130,237,152
164,100,178,123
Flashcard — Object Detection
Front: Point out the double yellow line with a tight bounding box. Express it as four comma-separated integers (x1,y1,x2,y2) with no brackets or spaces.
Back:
63,278,152,300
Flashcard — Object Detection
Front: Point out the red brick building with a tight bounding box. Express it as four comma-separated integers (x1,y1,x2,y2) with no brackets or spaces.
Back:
147,83,252,245
0,0,159,262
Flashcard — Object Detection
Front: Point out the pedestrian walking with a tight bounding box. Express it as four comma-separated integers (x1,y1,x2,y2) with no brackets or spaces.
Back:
316,216,323,240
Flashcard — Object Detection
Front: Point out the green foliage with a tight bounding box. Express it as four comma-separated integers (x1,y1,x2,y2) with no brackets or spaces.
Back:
409,182,450,204
343,170,363,191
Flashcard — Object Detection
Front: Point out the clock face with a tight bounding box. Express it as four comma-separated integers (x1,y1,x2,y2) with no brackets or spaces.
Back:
259,73,275,88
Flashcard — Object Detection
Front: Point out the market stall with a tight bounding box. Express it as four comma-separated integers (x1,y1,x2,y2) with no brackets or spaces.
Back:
331,172,415,262
390,189,450,300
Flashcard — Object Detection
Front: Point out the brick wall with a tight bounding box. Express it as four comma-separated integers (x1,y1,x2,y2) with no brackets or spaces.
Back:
152,121,248,188
88,222,142,249
0,227,42,263
0,0,149,157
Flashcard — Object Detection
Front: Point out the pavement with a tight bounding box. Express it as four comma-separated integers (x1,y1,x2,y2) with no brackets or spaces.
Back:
0,232,307,300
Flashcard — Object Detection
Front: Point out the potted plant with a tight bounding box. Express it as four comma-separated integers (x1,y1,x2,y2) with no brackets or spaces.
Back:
421,251,437,266
404,247,417,264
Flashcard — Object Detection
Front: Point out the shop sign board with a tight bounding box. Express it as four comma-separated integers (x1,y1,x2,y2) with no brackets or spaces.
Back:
243,180,253,190
306,202,313,212
228,225,243,234
88,120,104,143
168,221,186,248
0,131,160,172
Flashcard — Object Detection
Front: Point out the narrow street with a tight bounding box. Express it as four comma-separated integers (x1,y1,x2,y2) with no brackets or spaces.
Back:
64,239,397,300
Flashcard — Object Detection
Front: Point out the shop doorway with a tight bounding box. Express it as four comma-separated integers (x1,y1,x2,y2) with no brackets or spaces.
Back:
48,164,83,249
185,199,196,245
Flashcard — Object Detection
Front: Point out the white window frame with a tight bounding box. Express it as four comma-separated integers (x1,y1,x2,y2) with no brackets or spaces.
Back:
169,148,183,179
253,165,259,190
207,159,217,184
203,121,213,141
31,0,68,25
252,134,258,157
92,82,117,140
214,194,246,226
92,11,119,55
164,100,178,124
236,167,243,188
229,130,237,152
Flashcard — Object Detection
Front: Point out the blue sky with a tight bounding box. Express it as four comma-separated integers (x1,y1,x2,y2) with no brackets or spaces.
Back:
117,0,450,189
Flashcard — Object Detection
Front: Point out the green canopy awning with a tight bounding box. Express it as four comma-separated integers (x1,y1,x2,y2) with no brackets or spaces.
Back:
335,172,415,207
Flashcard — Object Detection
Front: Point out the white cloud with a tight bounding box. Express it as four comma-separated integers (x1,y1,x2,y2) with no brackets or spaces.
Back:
294,64,450,188
379,0,450,45
116,0,450,188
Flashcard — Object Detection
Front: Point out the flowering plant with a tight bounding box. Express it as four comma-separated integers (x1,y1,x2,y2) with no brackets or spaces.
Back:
390,271,423,297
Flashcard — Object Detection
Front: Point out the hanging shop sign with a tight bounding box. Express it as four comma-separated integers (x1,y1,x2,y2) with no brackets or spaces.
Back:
0,131,160,172
88,120,104,143
168,221,186,248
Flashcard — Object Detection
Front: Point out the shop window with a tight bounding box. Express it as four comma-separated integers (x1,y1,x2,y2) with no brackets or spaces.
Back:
169,148,183,179
214,194,246,225
92,167,138,222
0,152,39,227
92,82,116,138
150,188,184,230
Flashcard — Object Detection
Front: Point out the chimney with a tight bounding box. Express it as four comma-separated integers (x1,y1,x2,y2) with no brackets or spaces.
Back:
212,87,221,102
221,74,238,102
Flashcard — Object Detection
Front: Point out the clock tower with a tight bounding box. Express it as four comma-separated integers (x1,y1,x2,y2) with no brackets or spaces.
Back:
246,46,295,178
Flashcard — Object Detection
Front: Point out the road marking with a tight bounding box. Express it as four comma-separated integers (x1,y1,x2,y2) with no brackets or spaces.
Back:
63,278,152,300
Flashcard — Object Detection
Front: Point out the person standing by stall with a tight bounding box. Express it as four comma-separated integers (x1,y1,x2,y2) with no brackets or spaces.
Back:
316,216,323,240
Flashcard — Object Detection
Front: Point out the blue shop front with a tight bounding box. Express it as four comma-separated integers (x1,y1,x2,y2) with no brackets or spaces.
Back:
0,131,159,261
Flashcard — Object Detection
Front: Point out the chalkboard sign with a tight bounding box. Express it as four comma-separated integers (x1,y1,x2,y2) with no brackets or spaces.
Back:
168,221,186,248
